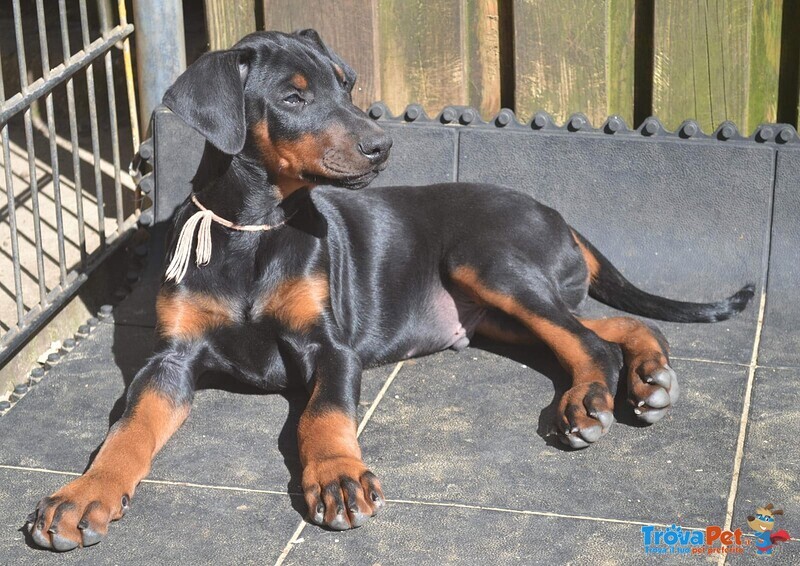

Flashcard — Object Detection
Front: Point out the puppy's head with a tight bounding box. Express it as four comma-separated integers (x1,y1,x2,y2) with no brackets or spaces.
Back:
163,30,391,198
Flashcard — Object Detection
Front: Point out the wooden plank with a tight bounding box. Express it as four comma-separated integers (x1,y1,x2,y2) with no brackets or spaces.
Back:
378,0,500,118
653,0,781,134
607,0,636,124
262,0,379,109
464,0,502,117
512,0,633,126
748,0,782,130
204,0,257,50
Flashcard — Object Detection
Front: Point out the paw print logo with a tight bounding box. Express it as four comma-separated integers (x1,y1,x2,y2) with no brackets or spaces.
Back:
747,503,791,555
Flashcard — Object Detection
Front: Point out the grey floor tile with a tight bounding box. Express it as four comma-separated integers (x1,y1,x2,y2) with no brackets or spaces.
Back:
730,367,800,560
0,318,396,497
284,501,694,566
356,346,748,527
0,467,299,565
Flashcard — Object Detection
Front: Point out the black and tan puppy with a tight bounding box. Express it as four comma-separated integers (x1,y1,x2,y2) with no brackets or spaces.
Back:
27,30,753,550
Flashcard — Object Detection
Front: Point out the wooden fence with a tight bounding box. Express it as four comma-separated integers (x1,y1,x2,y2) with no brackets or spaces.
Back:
199,0,800,134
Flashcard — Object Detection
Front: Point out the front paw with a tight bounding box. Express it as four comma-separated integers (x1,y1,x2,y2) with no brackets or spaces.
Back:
302,456,384,530
26,471,131,551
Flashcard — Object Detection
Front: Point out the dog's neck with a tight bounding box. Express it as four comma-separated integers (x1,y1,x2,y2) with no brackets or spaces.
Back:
196,153,304,227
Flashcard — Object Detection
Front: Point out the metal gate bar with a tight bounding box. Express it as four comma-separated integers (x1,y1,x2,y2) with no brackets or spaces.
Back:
0,0,137,364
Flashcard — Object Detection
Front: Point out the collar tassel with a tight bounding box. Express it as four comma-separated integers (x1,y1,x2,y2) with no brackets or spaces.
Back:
164,208,215,283
164,195,292,284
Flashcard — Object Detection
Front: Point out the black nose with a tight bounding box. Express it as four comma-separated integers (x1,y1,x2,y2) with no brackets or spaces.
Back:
358,134,392,164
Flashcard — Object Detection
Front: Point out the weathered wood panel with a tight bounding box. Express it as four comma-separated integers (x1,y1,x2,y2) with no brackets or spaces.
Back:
512,0,635,126
263,0,379,109
204,0,257,50
607,0,636,125
378,0,500,118
653,0,782,133
748,0,782,130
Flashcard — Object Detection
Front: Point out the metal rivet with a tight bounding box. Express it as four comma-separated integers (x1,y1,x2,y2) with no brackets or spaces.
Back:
138,175,154,196
47,353,60,363
778,127,794,143
532,113,548,129
30,367,45,379
496,111,511,126
719,124,735,140
14,384,28,395
405,106,419,121
368,106,384,119
441,108,456,123
569,116,584,131
63,338,76,349
0,400,11,411
681,122,698,137
99,305,113,318
138,141,153,160
113,288,128,301
460,109,475,125
757,127,774,142
134,244,148,257
77,324,90,336
125,270,139,284
87,317,99,328
643,120,659,135
607,118,621,133
138,210,154,227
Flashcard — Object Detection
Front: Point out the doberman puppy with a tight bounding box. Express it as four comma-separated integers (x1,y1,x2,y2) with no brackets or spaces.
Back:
27,30,754,550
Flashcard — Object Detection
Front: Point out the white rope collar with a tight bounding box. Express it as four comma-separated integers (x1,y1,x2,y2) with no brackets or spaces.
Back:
165,194,291,283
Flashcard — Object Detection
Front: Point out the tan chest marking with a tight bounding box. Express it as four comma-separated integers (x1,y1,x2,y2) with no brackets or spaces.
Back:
156,291,234,340
262,276,329,332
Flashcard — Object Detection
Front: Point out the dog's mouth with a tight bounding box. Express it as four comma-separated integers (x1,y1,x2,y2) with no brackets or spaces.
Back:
303,159,387,189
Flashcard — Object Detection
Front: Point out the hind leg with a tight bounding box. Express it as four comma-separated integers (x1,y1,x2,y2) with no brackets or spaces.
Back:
453,266,622,449
580,318,679,423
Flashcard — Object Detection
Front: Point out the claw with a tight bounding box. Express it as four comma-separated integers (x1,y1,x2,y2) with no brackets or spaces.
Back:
51,532,79,552
312,502,324,525
638,407,668,424
591,410,615,431
645,388,671,409
30,528,52,549
328,512,350,531
558,432,590,449
348,506,369,528
80,527,104,547
668,378,680,404
649,367,674,389
578,424,603,443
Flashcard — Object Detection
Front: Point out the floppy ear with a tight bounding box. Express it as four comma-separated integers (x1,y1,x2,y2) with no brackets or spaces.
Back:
163,49,252,154
295,29,357,91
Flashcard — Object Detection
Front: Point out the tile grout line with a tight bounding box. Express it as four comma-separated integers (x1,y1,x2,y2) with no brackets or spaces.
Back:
718,289,767,566
389,499,800,542
669,355,749,368
274,361,405,566
4,462,798,543
0,464,293,496
388,497,707,531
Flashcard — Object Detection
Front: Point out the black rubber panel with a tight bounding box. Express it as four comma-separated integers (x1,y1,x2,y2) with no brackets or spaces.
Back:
759,147,800,366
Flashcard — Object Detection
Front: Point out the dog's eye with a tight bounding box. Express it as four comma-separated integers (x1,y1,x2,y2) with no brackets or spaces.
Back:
283,93,305,106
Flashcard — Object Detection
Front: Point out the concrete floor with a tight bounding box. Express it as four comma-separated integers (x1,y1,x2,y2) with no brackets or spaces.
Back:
0,249,797,565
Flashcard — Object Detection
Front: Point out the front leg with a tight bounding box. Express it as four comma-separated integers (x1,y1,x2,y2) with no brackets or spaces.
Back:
27,350,197,550
298,345,384,530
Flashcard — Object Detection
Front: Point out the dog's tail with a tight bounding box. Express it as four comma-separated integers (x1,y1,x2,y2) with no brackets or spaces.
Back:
570,230,755,323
